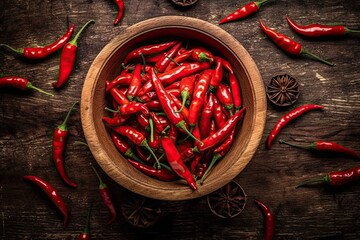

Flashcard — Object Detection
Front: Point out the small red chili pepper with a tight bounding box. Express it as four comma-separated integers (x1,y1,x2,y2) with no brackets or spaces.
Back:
228,72,242,111
52,101,78,188
0,24,74,60
219,0,269,25
190,152,204,175
190,47,214,62
164,49,193,72
106,72,133,92
279,139,360,159
23,175,69,227
267,104,324,149
111,132,142,162
90,164,117,224
135,145,153,163
127,159,178,182
215,83,234,115
176,74,197,113
155,40,183,73
200,93,215,138
126,64,142,101
137,112,150,129
254,199,275,240
119,102,149,116
259,20,334,66
148,121,161,150
78,205,92,240
296,165,360,188
209,56,223,91
113,0,125,26
53,20,95,89
161,137,197,190
286,17,360,38
0,76,54,96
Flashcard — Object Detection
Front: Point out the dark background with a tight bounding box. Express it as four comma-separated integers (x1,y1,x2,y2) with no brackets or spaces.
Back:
0,0,359,239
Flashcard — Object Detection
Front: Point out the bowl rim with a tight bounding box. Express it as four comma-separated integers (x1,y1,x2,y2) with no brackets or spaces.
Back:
81,16,267,201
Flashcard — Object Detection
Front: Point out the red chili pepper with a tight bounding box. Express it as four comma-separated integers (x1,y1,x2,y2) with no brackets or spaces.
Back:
213,95,228,128
176,74,197,113
215,83,234,115
188,69,212,127
123,40,178,65
148,124,161,150
219,0,269,25
0,76,54,96
0,24,74,59
23,175,68,227
53,20,95,89
127,159,178,182
297,165,360,188
90,164,117,224
286,17,360,38
119,102,149,116
106,72,133,92
78,205,92,240
113,0,125,26
279,139,360,159
228,72,242,111
135,145,153,163
126,64,142,101
254,199,275,240
52,101,78,188
111,132,142,162
190,47,214,62
267,104,324,149
161,137,197,190
155,40,183,73
200,93,215,138
259,20,334,66
164,49,193,72
209,56,223,91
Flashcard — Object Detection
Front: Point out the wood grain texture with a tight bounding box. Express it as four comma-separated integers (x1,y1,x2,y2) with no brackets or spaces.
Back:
1,0,359,239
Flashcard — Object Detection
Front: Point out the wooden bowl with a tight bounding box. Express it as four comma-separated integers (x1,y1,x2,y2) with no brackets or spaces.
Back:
81,16,266,201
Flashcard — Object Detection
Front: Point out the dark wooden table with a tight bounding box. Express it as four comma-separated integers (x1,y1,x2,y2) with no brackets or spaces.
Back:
1,0,359,239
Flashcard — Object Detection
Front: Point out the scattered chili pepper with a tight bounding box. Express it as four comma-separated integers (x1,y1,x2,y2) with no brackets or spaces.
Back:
111,132,142,162
267,104,324,149
52,101,78,188
259,20,334,66
155,40,183,73
113,0,125,26
161,137,197,190
0,76,54,96
254,199,275,240
78,205,92,240
53,20,95,89
126,63,142,101
279,139,360,159
215,83,234,115
0,24,74,60
23,175,68,227
127,159,178,182
286,17,360,38
209,56,223,91
219,0,269,25
296,165,360,188
90,163,117,224
176,74,197,113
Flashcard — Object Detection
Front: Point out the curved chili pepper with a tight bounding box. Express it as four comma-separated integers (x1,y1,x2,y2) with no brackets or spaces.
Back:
267,104,324,149
259,20,334,66
113,0,125,26
119,102,149,116
190,47,214,62
228,72,242,111
175,74,197,113
90,164,117,224
188,70,212,127
0,24,74,60
78,205,92,240
165,80,181,90
286,17,360,38
52,101,78,188
106,72,133,92
164,49,193,72
161,137,197,190
209,56,223,91
190,153,204,175
111,132,142,162
127,159,178,182
279,139,360,159
297,165,360,188
254,199,275,240
155,40,183,73
23,175,68,227
200,93,215,138
215,83,234,115
126,63,142,101
53,20,95,89
219,0,269,25
0,76,54,96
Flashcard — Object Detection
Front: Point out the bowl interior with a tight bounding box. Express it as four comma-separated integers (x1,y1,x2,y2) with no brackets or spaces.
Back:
81,16,266,201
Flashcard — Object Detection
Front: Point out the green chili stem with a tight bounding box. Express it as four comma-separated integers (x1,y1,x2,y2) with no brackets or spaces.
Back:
255,0,269,8
296,174,329,188
149,118,154,143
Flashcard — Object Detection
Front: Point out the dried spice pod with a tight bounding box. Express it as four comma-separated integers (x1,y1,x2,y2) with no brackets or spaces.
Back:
266,74,300,107
121,191,162,228
207,180,247,218
170,0,199,7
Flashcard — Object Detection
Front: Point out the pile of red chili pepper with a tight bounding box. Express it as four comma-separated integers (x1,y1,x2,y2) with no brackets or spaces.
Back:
102,39,246,189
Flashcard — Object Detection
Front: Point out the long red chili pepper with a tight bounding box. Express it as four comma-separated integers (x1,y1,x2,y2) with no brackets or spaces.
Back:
90,164,117,224
0,24,74,60
53,20,95,89
279,139,360,159
215,83,234,115
228,72,242,111
176,74,197,113
0,76,54,96
169,92,190,124
267,104,324,149
127,159,178,182
286,17,360,38
78,205,92,240
296,165,360,188
254,199,275,240
23,175,68,227
259,20,334,66
209,56,223,91
161,137,197,190
219,0,269,25
52,101,78,188
111,132,142,162
155,40,183,73
113,0,125,26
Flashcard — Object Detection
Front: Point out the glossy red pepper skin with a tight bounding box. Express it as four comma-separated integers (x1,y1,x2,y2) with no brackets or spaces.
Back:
126,64,142,101
23,175,68,227
161,137,197,190
127,159,178,182
254,199,275,240
113,0,125,25
144,100,162,111
169,92,190,124
106,72,133,92
155,41,183,73
209,56,223,91
219,0,269,25
267,104,324,149
0,76,53,96
53,20,95,89
0,24,74,59
228,72,242,111
215,83,234,114
52,102,78,188
286,17,360,38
